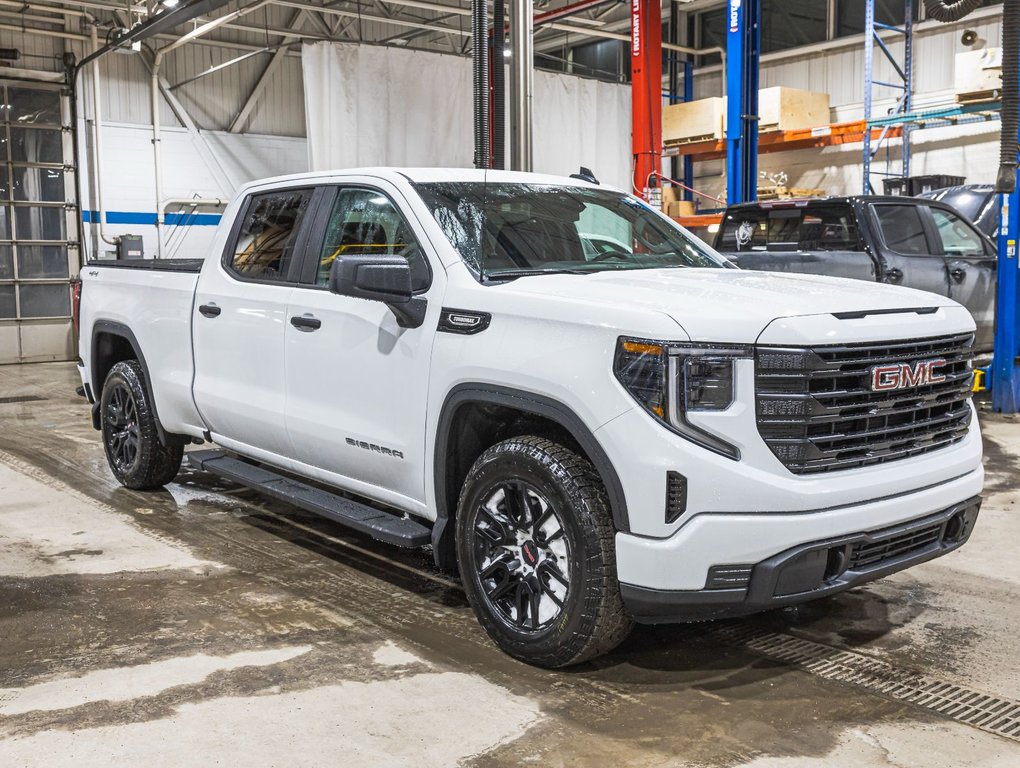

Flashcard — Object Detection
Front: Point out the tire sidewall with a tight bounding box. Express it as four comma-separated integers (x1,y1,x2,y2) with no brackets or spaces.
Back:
456,440,606,664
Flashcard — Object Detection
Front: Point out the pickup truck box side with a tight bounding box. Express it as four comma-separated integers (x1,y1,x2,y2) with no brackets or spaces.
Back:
714,196,997,351
78,169,984,668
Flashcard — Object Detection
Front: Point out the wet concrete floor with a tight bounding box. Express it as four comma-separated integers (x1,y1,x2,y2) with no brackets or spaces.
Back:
0,362,1018,766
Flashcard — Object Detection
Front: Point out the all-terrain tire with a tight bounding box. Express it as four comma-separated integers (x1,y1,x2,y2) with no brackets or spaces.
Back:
456,435,633,668
100,360,183,490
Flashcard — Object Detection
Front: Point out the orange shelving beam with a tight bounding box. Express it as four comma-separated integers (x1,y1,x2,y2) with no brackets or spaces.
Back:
663,120,904,162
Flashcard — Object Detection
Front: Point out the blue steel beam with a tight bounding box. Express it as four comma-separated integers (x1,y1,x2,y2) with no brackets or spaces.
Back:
725,0,759,205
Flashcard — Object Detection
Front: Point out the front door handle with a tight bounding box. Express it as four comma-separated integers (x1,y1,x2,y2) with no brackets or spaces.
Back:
950,267,967,283
198,303,221,318
885,268,904,284
290,314,322,331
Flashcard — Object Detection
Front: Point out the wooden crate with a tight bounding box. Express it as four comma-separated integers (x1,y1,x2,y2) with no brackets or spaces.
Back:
758,87,830,133
663,98,725,145
955,48,1002,104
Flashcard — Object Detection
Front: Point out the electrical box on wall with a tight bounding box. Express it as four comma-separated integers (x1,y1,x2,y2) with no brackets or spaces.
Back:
117,235,144,260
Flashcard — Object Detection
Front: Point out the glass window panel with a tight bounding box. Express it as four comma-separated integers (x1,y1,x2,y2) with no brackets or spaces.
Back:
19,283,70,318
17,245,68,278
874,205,931,255
698,8,726,64
7,88,61,126
229,188,313,282
0,168,9,201
14,206,66,241
10,128,63,164
0,244,12,279
317,188,429,290
837,0,918,36
12,167,66,203
0,206,11,240
0,284,14,318
762,0,827,53
931,208,987,257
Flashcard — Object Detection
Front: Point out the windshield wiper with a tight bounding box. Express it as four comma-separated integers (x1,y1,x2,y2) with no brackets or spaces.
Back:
484,268,589,282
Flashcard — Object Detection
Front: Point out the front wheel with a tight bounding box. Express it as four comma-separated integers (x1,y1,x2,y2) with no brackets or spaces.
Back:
100,360,183,490
456,435,632,668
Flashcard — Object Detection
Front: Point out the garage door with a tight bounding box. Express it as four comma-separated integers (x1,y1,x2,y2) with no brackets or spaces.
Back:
0,81,78,364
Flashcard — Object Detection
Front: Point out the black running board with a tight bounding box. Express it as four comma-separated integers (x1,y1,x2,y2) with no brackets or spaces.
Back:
187,450,430,548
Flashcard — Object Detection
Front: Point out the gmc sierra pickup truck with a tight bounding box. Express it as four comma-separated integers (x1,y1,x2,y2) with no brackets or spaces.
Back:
77,169,983,668
714,196,997,351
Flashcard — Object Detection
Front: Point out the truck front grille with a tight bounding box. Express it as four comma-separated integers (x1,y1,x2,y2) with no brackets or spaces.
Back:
755,332,974,474
848,521,944,570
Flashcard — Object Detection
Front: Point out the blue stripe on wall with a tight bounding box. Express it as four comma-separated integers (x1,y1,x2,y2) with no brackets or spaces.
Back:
81,210,222,226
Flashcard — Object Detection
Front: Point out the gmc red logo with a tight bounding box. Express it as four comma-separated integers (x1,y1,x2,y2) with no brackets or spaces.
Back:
870,358,947,392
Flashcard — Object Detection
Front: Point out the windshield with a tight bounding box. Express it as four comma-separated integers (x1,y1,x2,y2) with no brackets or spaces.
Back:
413,182,727,280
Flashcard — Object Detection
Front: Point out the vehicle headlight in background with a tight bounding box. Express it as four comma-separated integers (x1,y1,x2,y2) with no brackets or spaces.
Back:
614,338,750,459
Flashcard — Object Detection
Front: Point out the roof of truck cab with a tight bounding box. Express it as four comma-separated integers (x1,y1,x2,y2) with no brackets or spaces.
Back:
237,167,617,192
723,195,947,212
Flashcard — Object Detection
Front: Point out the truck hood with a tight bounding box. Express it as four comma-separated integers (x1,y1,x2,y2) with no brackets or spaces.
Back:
503,268,960,343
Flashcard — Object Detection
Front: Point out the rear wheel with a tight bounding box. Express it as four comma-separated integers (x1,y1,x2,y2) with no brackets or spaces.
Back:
456,435,632,668
100,360,183,490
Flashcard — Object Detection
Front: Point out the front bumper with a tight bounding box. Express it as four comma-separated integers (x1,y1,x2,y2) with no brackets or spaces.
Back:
622,496,981,624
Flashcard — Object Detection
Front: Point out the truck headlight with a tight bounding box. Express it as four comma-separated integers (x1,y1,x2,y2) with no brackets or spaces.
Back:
614,338,750,459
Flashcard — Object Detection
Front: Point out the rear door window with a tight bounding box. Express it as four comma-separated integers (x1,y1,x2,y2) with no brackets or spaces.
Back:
227,188,314,282
873,204,932,255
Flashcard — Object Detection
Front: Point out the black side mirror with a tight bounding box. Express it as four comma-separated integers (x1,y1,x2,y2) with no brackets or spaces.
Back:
329,255,427,328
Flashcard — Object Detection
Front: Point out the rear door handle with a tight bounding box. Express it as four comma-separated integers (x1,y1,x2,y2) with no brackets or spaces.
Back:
198,303,221,318
885,268,903,284
290,314,322,331
950,267,967,282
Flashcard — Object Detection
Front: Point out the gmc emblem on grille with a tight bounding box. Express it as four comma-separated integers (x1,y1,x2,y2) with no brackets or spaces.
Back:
870,358,947,392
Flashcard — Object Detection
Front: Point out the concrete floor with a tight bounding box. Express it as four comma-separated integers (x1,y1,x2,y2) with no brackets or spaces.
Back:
0,362,1018,767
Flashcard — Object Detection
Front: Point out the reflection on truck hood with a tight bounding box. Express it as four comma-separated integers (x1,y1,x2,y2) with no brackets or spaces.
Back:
502,268,960,344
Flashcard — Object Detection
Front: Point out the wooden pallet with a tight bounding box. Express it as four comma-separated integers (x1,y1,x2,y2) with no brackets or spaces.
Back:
664,133,721,148
956,89,1000,105
757,185,827,201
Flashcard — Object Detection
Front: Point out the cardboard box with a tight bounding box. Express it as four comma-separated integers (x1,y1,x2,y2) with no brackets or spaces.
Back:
661,186,683,204
757,87,830,133
663,97,726,145
664,200,696,218
955,48,1002,103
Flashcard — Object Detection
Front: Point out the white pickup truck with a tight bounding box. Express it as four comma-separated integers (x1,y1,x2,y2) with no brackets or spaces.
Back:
77,168,983,667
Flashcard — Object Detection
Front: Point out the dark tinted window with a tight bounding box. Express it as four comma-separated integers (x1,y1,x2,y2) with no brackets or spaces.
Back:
762,0,827,53
228,189,313,282
717,205,861,252
874,204,931,255
316,188,430,291
836,0,918,36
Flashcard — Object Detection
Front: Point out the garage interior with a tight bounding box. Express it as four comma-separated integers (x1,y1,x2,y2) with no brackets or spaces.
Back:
1,0,1020,765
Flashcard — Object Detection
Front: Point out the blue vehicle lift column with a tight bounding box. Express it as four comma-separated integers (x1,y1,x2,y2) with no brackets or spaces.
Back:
993,126,1020,411
725,0,760,205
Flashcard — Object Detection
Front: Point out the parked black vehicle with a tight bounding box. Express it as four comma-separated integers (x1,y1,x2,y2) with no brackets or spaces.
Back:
714,196,996,351
919,184,1000,241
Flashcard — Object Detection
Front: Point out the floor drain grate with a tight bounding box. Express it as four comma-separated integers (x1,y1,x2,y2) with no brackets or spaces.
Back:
0,395,46,404
714,624,1020,742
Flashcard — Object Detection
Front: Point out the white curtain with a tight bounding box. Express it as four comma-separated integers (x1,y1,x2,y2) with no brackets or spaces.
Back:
302,42,632,189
